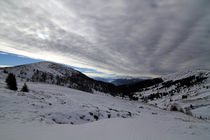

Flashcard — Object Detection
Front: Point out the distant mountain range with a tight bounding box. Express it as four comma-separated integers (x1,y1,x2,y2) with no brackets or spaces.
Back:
111,78,146,86
93,77,113,83
93,77,148,86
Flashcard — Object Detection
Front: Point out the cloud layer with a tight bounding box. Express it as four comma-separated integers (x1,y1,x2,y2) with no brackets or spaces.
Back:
0,0,210,77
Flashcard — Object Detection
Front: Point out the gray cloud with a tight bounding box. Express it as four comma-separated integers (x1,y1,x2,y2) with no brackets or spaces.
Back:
0,0,210,77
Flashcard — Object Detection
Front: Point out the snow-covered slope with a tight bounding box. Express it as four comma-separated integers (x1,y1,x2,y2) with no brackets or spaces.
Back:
162,69,209,81
0,80,210,140
0,79,138,125
135,69,210,119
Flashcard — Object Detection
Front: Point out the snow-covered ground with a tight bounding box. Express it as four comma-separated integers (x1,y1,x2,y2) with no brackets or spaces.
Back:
0,76,210,139
0,81,139,125
1,112,210,140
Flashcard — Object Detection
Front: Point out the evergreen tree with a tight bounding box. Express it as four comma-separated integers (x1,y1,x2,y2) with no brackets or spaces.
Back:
5,73,17,91
21,83,29,92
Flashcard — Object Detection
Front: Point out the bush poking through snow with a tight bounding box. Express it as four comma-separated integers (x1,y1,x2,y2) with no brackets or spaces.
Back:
21,83,29,92
182,95,188,99
170,104,184,113
80,115,85,120
93,115,99,120
170,105,178,111
5,73,17,91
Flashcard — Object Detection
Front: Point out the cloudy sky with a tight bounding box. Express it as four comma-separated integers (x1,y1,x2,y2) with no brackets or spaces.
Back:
0,0,210,78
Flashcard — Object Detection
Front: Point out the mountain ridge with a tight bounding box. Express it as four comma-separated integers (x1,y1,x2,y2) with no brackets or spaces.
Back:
0,61,117,94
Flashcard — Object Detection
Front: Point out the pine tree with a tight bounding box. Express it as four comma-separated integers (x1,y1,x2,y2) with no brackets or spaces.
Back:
21,83,29,92
5,73,17,91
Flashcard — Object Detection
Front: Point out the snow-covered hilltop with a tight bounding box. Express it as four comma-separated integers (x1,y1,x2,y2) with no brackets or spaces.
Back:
0,61,81,83
2,61,80,77
0,61,116,94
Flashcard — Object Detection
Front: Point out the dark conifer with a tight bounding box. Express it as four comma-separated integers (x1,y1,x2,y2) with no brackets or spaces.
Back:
21,83,29,92
5,73,17,91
